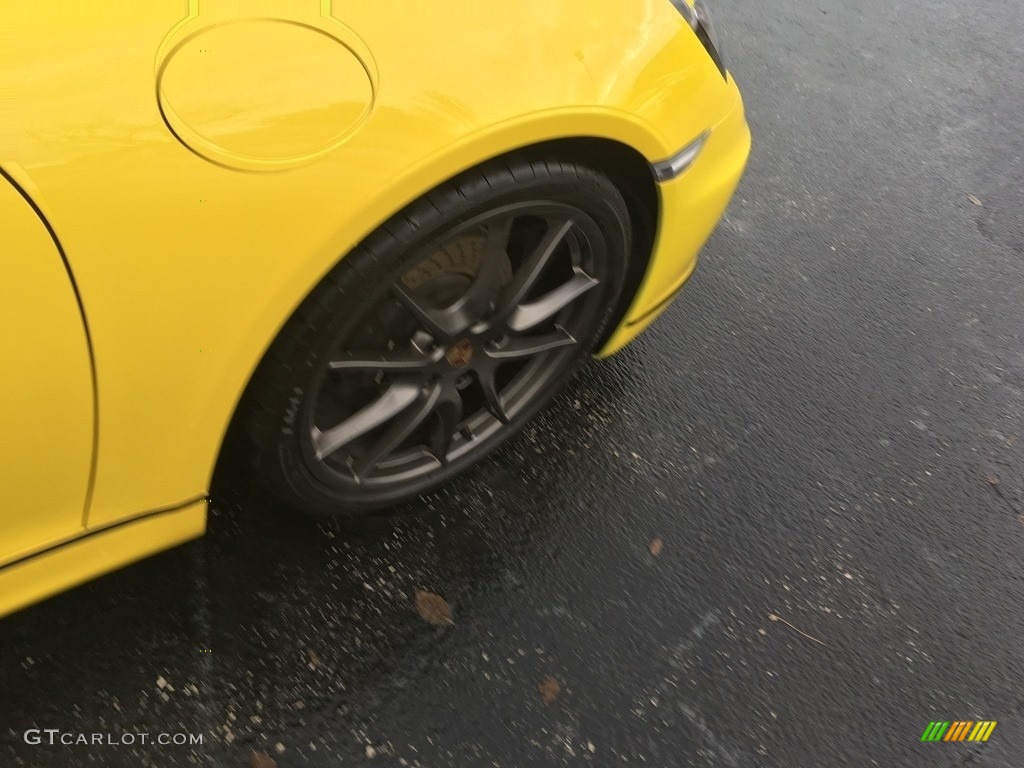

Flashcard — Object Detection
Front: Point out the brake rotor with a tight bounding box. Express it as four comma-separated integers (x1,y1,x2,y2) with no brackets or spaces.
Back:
400,233,513,299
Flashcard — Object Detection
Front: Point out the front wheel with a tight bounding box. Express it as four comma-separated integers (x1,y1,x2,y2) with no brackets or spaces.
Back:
242,157,633,519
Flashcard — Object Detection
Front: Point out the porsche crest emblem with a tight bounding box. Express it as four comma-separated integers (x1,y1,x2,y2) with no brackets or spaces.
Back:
445,339,474,368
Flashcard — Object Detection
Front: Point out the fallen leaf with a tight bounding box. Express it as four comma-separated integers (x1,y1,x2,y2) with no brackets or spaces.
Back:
415,589,454,626
249,751,277,768
986,473,1000,486
967,194,983,206
539,676,561,703
649,538,664,557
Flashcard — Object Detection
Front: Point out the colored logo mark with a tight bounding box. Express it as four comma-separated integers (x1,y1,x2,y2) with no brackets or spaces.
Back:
920,721,997,742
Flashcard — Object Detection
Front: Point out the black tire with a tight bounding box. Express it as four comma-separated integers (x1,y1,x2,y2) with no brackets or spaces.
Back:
241,155,633,520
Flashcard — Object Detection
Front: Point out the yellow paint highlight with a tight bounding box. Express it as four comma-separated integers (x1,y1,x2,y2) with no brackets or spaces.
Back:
968,722,986,741
980,721,997,741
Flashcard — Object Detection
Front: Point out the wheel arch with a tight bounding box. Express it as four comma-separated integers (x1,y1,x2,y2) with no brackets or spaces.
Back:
210,127,660,496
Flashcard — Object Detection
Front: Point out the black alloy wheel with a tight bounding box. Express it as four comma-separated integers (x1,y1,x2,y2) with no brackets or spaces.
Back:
242,157,633,519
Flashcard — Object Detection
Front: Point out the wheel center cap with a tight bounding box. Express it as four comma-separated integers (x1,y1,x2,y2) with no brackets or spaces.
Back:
445,338,474,368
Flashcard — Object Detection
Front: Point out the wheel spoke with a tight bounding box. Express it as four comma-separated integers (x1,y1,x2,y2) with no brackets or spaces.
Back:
499,218,574,316
507,269,598,332
477,367,510,424
461,217,514,316
312,379,421,460
352,381,442,479
485,215,515,252
429,385,464,465
393,284,462,341
328,349,437,373
484,326,577,361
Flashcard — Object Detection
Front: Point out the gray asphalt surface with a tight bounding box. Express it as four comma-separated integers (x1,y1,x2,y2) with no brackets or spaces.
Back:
3,0,1024,766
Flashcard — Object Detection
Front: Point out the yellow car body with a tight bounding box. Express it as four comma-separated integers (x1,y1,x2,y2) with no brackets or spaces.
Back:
0,0,749,617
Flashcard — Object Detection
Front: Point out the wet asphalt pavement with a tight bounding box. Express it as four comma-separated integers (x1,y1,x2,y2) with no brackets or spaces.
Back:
3,0,1024,766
